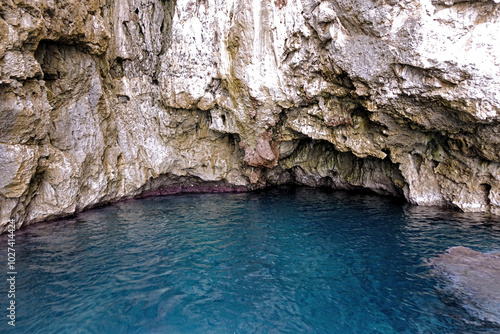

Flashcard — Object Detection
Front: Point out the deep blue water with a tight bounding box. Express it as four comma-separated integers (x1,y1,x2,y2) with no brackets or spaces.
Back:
1,188,500,333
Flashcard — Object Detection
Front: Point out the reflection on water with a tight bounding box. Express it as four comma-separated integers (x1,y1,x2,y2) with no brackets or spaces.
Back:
1,187,500,333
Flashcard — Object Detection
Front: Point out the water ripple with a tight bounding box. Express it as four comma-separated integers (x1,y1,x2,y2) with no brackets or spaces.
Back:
1,188,500,333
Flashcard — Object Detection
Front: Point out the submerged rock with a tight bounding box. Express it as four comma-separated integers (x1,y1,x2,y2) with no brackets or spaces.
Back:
428,246,500,325
1,0,500,231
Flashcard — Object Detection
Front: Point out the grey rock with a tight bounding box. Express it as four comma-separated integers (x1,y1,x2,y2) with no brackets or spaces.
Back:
428,246,500,325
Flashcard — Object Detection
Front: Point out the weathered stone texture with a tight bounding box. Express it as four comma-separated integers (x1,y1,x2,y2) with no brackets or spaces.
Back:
1,0,500,231
428,246,500,325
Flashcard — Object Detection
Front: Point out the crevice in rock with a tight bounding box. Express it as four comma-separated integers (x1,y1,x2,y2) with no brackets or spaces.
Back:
158,0,177,54
21,155,49,222
138,23,145,40
35,41,65,81
110,56,124,78
117,94,130,103
481,183,492,207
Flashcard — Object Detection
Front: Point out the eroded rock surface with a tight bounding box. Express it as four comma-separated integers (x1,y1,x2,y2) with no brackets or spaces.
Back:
428,246,500,325
1,0,500,231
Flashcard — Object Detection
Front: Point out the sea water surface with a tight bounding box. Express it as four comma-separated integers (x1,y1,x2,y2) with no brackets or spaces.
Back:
1,188,500,333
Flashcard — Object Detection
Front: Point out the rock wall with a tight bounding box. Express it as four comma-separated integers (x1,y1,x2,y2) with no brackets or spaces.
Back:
1,0,500,232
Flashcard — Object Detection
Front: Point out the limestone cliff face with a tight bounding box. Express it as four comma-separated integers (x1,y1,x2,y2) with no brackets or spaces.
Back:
1,0,500,231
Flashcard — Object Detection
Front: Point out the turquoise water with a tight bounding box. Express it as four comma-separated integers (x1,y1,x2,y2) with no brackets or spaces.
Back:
2,188,500,333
